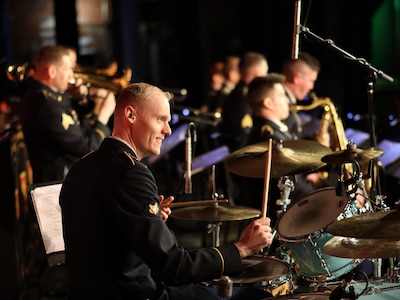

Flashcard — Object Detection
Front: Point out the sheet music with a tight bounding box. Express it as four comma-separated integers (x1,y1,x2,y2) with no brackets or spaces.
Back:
30,183,65,255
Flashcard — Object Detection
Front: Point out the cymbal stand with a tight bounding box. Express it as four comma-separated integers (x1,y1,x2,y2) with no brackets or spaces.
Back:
352,160,390,213
386,257,400,283
207,165,222,247
298,24,393,204
276,176,294,213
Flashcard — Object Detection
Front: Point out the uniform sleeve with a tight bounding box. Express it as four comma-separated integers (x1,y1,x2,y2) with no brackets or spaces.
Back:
37,98,111,157
111,162,242,285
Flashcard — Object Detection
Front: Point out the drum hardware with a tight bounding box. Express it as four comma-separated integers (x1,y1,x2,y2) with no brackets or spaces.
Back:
387,258,400,283
276,176,294,213
224,139,332,179
207,165,223,247
308,235,332,279
363,283,400,296
217,276,232,299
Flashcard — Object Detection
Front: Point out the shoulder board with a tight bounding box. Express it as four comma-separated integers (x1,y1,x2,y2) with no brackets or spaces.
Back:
40,89,62,102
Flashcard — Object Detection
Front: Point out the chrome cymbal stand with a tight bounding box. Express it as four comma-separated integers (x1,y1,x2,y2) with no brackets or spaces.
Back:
207,165,221,247
276,176,294,213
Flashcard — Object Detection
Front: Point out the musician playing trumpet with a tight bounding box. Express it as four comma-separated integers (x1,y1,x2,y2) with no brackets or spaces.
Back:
20,45,116,184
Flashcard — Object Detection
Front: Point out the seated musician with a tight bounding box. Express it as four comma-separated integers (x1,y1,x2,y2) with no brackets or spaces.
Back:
244,73,315,227
60,82,275,300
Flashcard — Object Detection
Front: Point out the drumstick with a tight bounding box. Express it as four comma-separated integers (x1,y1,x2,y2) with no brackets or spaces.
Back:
262,138,273,218
161,199,228,208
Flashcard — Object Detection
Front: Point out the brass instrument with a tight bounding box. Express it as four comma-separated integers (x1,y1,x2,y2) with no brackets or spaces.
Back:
6,63,35,81
291,97,347,152
6,63,132,95
291,97,376,204
73,71,130,95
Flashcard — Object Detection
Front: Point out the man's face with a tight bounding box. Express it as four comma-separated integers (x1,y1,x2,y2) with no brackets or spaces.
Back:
132,93,172,159
270,83,290,120
53,55,74,93
295,67,318,100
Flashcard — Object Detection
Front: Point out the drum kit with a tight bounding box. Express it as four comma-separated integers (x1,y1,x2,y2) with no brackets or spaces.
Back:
167,138,400,298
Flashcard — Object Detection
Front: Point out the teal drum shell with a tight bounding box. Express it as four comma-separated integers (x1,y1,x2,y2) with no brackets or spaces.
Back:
281,230,363,282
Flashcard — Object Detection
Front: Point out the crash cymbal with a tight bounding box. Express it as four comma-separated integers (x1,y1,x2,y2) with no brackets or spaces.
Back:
323,236,400,258
321,142,384,165
171,204,261,222
224,140,332,178
326,210,400,239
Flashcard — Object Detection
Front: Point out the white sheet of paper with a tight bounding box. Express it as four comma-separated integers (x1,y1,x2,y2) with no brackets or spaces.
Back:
30,183,65,255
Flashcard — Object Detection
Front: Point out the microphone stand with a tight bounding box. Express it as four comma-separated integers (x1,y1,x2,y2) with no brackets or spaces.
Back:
298,25,394,203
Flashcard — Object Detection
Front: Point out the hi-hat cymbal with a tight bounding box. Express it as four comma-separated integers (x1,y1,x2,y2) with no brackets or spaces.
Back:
323,236,400,258
171,204,261,221
224,140,332,178
326,210,400,239
321,143,384,165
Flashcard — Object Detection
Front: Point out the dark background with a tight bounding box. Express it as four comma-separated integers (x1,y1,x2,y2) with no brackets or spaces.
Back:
1,1,400,299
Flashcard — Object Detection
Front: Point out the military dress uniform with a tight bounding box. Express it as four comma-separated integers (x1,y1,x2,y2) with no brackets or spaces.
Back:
60,138,243,300
217,80,253,205
21,78,111,183
218,80,253,152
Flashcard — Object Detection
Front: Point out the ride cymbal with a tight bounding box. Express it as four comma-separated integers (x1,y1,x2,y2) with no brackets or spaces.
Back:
321,143,384,165
171,204,261,222
323,236,400,258
224,140,332,178
326,210,400,239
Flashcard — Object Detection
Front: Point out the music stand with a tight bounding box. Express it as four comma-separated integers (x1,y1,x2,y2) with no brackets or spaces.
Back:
29,181,65,267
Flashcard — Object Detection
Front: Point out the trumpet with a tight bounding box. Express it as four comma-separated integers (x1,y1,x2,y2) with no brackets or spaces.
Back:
72,70,131,95
6,63,132,95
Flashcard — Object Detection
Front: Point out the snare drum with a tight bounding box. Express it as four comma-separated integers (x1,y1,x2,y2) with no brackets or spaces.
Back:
277,187,363,282
229,255,293,296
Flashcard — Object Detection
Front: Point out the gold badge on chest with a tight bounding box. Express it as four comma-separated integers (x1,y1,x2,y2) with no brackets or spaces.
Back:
148,202,159,215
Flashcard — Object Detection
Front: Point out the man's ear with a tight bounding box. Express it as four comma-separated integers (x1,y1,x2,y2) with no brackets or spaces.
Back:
262,96,272,109
126,106,136,121
48,64,57,79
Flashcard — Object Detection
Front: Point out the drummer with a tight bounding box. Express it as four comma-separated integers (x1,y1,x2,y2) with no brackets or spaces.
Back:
59,82,274,300
243,73,315,227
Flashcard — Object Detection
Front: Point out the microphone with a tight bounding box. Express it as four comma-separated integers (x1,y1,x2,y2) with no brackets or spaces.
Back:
185,123,193,194
291,0,302,59
336,165,345,197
